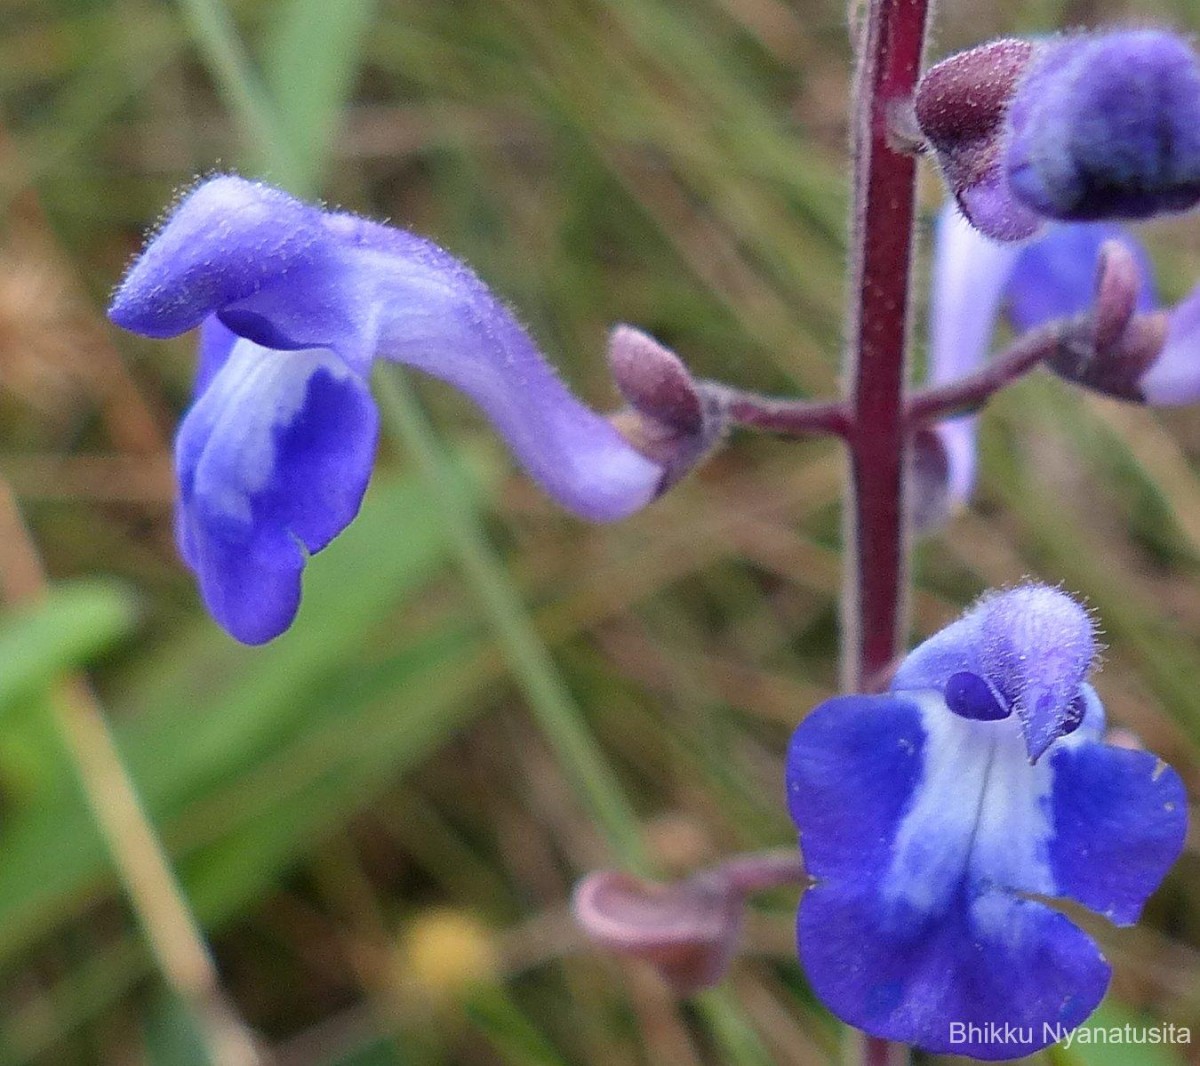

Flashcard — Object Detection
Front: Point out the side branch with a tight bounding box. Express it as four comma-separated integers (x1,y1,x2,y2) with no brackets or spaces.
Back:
715,385,852,438
703,321,1064,442
906,323,1066,425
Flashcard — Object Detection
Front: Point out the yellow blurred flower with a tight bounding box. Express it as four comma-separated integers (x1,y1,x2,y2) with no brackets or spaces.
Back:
392,908,501,1008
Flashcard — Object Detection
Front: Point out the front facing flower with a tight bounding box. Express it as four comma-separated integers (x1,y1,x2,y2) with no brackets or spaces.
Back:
788,586,1185,1059
110,176,670,643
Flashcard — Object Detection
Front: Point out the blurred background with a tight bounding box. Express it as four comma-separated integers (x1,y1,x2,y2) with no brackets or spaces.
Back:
0,0,1198,1062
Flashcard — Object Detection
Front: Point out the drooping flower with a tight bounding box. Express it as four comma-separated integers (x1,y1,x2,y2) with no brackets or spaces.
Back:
916,31,1200,241
914,38,1043,241
787,585,1186,1059
109,176,683,643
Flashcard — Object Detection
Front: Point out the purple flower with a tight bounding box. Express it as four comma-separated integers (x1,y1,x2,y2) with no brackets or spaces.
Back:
918,199,1200,516
914,38,1043,242
1007,31,1200,224
109,176,666,643
788,585,1186,1058
916,31,1200,241
917,205,1025,520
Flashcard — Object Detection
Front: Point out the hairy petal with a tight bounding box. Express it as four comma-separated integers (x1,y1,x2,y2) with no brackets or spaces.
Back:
975,586,1097,760
112,175,664,523
892,585,1097,759
110,177,350,347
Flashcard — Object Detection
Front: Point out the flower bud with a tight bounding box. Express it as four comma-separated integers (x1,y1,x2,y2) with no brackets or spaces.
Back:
1090,240,1143,354
998,219,1173,403
1043,240,1167,401
1006,31,1200,223
607,326,726,492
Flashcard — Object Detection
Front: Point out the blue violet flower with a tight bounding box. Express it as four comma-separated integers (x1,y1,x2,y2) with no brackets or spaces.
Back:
916,31,1200,241
109,176,676,643
1006,31,1200,225
787,585,1186,1058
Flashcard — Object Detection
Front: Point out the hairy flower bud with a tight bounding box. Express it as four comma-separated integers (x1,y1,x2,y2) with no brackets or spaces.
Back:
915,39,1041,240
1043,242,1168,401
1006,31,1200,223
917,31,1200,239
607,326,726,491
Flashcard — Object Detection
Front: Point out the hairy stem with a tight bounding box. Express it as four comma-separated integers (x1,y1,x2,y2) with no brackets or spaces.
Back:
704,314,1065,443
843,0,932,692
715,317,1063,443
845,2,932,1062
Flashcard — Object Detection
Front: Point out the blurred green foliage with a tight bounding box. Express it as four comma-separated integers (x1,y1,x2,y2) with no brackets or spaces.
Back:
0,0,1197,1063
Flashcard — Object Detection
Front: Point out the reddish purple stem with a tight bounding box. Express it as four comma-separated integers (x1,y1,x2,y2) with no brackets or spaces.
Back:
846,2,931,1062
906,323,1067,425
844,0,932,690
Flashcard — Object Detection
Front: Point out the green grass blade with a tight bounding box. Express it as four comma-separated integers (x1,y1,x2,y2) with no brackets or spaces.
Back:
0,580,137,715
0,474,461,965
262,0,379,194
374,369,649,870
140,987,211,1066
174,0,301,184
465,985,571,1066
